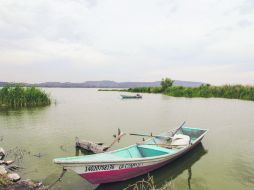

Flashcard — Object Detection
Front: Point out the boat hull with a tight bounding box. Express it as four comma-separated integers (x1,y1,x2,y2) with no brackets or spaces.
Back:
80,160,166,184
78,138,203,184
54,125,208,184
121,95,142,99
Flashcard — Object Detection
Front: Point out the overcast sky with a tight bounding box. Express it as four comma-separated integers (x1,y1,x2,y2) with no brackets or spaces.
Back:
0,0,253,85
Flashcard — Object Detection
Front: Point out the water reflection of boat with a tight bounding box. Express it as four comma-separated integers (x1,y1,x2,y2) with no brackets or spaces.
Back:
96,144,208,190
54,124,208,184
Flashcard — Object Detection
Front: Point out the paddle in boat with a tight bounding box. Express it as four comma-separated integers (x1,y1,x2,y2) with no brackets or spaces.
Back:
121,94,142,99
53,122,208,184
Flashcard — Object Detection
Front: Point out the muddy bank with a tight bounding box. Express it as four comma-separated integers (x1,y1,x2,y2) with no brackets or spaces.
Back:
0,178,48,190
0,147,48,190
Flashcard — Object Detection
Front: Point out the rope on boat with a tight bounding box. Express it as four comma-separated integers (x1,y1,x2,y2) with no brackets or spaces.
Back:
47,168,67,189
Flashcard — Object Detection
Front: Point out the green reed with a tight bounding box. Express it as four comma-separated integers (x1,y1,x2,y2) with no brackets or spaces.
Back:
0,85,51,108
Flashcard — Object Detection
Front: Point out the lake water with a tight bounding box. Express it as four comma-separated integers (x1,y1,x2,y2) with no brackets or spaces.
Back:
0,88,254,190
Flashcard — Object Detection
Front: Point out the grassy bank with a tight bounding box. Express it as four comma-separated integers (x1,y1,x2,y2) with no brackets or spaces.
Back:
0,85,51,108
101,83,254,102
127,85,254,101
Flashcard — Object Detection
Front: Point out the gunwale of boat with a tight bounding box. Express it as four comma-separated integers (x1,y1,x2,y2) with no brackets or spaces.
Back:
54,127,208,165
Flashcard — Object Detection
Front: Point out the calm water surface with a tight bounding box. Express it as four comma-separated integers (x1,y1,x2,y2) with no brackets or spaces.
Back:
0,88,254,190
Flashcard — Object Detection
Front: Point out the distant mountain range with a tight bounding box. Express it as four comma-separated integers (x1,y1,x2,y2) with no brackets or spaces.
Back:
0,80,205,88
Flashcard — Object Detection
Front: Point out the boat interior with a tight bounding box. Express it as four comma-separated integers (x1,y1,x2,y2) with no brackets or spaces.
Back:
54,127,207,163
113,127,207,159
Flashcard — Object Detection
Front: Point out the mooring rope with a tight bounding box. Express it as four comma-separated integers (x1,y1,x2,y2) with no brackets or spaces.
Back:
47,168,67,189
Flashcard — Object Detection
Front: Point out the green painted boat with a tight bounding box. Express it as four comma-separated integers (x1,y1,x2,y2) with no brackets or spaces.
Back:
54,123,208,184
121,94,142,99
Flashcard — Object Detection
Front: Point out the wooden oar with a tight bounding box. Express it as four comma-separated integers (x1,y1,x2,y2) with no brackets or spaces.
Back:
107,128,126,150
75,128,126,153
137,143,178,146
136,143,185,148
171,121,186,136
108,133,126,149
129,133,172,139
130,121,186,139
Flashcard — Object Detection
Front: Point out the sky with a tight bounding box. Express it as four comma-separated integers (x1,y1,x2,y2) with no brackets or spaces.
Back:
0,0,254,85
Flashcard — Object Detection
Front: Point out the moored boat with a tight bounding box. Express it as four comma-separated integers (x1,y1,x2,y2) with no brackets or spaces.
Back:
53,123,208,184
121,94,142,99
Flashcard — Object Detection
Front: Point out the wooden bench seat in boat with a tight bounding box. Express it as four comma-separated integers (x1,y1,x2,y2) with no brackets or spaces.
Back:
113,144,176,158
137,145,176,157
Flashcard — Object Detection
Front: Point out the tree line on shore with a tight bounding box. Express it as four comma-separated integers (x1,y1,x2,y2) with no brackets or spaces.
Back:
127,78,254,101
0,85,51,108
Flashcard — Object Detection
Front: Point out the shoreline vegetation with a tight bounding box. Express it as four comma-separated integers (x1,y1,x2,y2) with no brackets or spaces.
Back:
0,85,51,108
99,78,254,102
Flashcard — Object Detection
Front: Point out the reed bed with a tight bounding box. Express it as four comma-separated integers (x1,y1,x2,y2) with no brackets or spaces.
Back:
127,84,254,101
0,85,51,108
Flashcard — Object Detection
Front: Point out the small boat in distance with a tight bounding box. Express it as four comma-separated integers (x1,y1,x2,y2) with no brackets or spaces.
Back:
121,94,142,99
54,122,208,184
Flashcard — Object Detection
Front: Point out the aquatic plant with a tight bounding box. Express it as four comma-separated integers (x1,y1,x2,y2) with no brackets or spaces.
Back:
123,175,173,190
127,79,254,101
0,85,51,108
128,87,162,93
164,84,254,101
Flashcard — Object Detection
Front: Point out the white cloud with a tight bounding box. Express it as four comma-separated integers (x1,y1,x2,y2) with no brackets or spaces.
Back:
146,64,254,85
0,0,253,84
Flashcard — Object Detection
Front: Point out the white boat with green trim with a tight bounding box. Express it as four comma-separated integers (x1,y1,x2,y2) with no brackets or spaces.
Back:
121,94,142,99
54,122,208,184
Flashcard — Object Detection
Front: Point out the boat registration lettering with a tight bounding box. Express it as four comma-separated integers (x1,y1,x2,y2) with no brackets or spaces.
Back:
85,164,114,172
85,163,143,172
118,163,143,169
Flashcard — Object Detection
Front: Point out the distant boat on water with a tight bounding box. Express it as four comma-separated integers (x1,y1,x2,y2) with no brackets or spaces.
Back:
121,94,142,99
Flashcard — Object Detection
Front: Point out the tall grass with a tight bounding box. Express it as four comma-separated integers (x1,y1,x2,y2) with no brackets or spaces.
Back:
127,84,254,101
128,87,162,93
0,85,51,108
123,175,173,190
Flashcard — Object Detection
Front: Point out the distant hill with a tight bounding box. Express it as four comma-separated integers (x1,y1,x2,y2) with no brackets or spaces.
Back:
0,82,9,86
0,80,205,88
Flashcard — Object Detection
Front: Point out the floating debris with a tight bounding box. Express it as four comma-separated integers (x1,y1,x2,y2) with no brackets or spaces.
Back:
5,147,30,164
6,165,24,172
0,160,14,165
75,128,126,153
75,138,110,153
59,145,67,152
33,153,47,158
